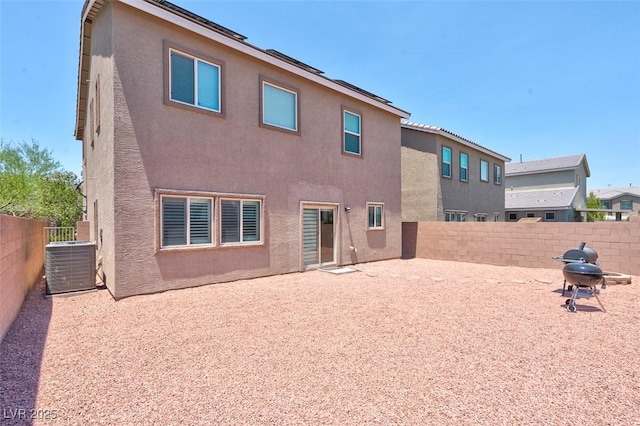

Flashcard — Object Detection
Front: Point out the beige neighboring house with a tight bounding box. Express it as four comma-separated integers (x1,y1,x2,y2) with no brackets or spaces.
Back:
75,0,409,298
504,154,590,222
591,186,640,221
401,122,510,222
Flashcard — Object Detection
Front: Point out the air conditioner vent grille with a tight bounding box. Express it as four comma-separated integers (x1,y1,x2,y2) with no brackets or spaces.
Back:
45,242,96,295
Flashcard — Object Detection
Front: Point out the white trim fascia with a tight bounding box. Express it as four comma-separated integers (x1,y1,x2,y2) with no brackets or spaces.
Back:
119,0,409,118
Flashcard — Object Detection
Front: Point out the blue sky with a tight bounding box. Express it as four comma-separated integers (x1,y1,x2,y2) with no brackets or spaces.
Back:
1,0,639,190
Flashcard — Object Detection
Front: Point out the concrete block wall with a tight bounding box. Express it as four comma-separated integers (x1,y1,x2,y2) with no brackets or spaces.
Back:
403,216,640,275
0,215,47,343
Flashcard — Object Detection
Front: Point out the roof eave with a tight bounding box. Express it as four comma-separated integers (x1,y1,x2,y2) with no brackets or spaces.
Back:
401,122,511,162
73,0,411,131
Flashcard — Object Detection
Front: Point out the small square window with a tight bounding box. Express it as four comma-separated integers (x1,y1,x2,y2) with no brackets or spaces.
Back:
480,160,489,182
162,196,213,247
367,203,384,229
508,212,517,221
545,212,555,221
343,110,362,155
221,199,262,244
526,212,535,218
442,147,452,178
169,48,221,112
262,80,298,132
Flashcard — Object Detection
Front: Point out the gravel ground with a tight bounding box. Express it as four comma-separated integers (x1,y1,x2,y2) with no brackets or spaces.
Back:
1,258,639,425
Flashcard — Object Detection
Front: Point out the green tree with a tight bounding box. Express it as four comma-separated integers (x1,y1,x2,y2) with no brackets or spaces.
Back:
586,191,606,222
0,139,82,226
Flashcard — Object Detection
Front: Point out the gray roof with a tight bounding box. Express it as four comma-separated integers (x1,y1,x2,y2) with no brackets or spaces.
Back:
590,186,640,200
505,187,579,210
505,154,590,177
75,0,410,139
401,121,511,162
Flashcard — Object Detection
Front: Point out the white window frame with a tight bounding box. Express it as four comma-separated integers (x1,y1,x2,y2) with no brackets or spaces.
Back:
219,198,263,246
343,109,362,156
366,202,384,230
493,164,502,185
156,190,264,252
526,212,536,218
442,146,452,178
475,213,487,222
445,210,467,222
168,47,222,114
480,160,489,182
261,80,299,132
508,212,517,221
160,194,214,249
460,152,468,182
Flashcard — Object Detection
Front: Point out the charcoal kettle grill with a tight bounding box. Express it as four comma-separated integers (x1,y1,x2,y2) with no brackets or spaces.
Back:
554,242,607,313
562,262,606,313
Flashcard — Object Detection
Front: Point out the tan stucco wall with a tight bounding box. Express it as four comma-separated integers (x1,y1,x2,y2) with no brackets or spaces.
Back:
84,1,116,294
403,219,640,275
0,215,46,343
401,128,505,221
401,146,439,221
85,2,403,298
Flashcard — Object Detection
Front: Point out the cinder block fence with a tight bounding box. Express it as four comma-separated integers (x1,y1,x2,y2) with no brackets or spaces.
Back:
0,215,47,342
403,217,640,276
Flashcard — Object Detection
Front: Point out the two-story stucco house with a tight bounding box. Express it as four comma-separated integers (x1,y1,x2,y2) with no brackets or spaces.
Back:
401,122,510,222
504,154,590,222
591,186,640,221
75,0,410,298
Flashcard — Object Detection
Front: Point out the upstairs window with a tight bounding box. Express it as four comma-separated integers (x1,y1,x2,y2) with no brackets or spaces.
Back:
621,200,633,210
460,152,468,182
493,164,502,185
367,203,384,229
480,160,489,182
262,80,298,132
600,200,611,209
169,48,221,113
442,147,452,178
343,110,362,156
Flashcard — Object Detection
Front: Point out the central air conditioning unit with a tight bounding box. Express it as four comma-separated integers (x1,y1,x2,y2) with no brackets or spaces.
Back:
45,241,96,295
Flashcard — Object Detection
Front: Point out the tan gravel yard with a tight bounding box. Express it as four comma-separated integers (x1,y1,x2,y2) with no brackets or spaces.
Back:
1,258,639,425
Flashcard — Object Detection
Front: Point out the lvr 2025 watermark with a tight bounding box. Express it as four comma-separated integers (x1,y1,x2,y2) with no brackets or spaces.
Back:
3,408,58,420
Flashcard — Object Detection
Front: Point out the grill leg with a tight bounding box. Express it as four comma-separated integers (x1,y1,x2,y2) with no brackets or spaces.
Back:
590,287,607,313
567,286,580,312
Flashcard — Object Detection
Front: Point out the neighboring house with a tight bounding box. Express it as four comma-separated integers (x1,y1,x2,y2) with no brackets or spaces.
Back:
504,154,590,222
591,186,640,221
401,122,510,222
75,0,409,298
